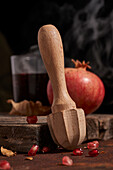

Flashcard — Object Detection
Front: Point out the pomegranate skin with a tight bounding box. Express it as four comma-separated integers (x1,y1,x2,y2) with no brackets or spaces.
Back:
47,67,105,115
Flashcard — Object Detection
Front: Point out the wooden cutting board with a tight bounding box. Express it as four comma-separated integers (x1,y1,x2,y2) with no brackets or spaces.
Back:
0,113,113,153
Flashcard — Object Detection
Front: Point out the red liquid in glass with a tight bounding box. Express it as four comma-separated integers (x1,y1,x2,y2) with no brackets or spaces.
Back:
12,73,49,105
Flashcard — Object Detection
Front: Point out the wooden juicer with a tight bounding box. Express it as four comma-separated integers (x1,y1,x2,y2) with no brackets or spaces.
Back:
38,24,86,150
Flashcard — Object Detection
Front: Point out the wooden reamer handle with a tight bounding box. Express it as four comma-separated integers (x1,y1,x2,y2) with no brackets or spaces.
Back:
38,24,76,113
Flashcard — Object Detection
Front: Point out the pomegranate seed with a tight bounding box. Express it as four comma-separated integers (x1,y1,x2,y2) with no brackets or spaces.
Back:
93,141,99,148
88,149,99,157
62,156,73,166
42,146,50,153
26,116,37,124
87,142,97,149
73,148,83,156
28,144,39,156
0,160,11,170
87,141,99,149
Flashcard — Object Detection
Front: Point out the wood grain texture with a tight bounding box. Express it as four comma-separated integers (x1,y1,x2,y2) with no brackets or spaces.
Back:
0,114,113,153
86,114,113,141
38,24,86,150
0,115,56,153
1,138,113,170
38,24,76,112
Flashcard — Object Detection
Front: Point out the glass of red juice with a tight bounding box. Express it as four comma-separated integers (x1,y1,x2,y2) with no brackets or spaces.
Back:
11,48,49,106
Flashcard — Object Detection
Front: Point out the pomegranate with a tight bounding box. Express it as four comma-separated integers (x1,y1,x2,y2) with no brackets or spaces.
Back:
73,148,83,156
47,60,105,114
88,149,99,157
26,116,38,124
62,156,73,166
0,160,11,170
28,145,39,156
41,146,50,153
87,142,98,150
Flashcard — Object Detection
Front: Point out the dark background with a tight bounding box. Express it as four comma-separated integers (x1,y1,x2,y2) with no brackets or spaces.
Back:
0,0,113,113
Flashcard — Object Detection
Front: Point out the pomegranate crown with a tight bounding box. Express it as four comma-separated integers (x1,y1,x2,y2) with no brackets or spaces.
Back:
71,59,91,69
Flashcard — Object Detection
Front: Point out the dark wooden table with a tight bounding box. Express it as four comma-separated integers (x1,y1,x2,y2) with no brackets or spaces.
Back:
0,139,113,170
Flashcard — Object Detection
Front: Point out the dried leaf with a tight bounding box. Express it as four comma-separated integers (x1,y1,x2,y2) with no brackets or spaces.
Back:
7,99,51,116
1,146,16,157
25,157,33,160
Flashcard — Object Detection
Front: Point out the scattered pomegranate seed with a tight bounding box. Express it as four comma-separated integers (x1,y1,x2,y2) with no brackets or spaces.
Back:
87,141,99,149
28,144,39,156
62,156,73,166
93,141,99,148
73,148,83,156
88,149,99,157
87,142,97,150
26,116,38,124
0,160,11,170
42,146,50,153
